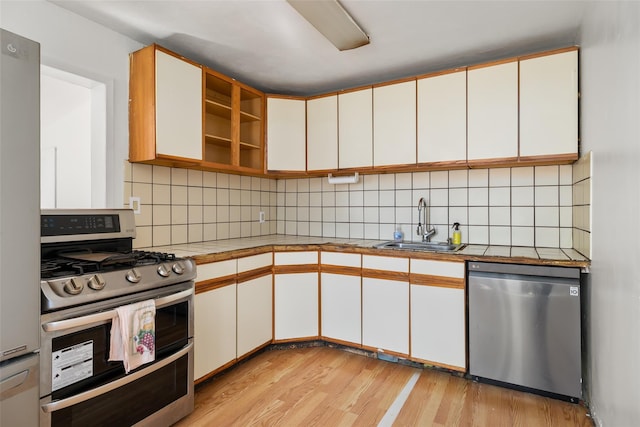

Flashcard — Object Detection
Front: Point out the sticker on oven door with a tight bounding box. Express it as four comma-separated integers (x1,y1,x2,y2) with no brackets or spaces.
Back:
570,286,579,297
52,340,93,392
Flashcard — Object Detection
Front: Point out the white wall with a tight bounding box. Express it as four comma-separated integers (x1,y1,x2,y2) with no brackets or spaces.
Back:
578,2,640,426
0,0,142,207
41,73,92,208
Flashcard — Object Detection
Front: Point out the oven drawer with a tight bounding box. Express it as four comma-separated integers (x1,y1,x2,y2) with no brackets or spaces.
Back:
40,342,193,427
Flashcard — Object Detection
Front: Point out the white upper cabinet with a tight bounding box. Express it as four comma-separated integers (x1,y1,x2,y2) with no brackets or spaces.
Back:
417,70,467,164
338,88,373,169
519,49,578,159
307,95,338,171
266,97,306,171
155,50,203,160
467,60,519,162
373,80,417,167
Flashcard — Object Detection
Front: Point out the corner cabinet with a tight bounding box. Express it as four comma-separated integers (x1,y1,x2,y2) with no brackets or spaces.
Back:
130,45,203,164
129,44,265,174
273,251,319,340
266,97,307,172
306,94,338,171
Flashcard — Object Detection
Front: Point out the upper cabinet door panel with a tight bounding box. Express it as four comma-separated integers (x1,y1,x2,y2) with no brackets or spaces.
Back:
373,80,417,167
307,95,338,171
467,61,518,161
155,50,203,160
338,88,373,169
266,97,306,171
520,50,578,158
417,70,467,163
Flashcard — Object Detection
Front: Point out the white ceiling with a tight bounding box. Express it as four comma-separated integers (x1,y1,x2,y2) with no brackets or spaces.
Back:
50,0,587,96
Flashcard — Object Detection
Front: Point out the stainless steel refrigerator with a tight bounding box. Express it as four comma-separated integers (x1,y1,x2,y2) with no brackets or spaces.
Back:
0,28,41,426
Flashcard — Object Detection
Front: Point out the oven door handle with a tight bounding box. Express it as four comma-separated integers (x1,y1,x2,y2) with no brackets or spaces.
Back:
42,288,194,333
40,341,193,413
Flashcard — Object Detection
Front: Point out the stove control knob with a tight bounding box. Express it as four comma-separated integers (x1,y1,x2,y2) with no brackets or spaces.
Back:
63,277,84,295
172,262,185,275
126,268,141,284
87,274,106,290
157,264,171,278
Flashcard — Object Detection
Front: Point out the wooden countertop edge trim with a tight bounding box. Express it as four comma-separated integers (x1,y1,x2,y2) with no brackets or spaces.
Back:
191,243,590,268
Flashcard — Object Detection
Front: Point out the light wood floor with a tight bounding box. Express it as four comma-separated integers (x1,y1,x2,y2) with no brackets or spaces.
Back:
176,346,593,426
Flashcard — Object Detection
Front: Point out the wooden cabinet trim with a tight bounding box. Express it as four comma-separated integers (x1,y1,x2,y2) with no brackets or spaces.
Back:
409,274,465,289
361,269,409,282
195,276,236,294
518,46,579,61
129,44,157,163
273,264,319,275
410,356,465,373
237,266,273,284
467,56,518,71
372,75,417,89
320,265,362,277
416,67,467,80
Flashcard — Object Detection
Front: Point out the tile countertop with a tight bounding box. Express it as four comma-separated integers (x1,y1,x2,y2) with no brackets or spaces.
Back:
149,235,590,269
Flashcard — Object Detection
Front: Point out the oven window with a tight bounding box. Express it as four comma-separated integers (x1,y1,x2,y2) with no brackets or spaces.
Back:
51,353,188,427
51,301,189,399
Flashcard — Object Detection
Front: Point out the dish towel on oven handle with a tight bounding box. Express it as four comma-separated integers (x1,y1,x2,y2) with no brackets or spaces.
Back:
109,299,156,373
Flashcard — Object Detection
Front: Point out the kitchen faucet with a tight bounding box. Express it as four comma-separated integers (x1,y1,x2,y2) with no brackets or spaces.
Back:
416,197,436,242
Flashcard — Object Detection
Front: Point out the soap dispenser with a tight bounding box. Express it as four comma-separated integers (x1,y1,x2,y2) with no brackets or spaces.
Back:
452,222,461,245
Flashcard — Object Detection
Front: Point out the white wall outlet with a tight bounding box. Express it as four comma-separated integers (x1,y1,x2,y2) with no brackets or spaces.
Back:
259,211,265,223
129,196,141,214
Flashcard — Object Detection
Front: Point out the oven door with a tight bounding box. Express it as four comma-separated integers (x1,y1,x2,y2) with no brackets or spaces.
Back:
39,283,194,427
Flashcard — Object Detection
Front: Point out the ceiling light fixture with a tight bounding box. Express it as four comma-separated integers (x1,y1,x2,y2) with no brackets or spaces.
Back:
287,0,370,51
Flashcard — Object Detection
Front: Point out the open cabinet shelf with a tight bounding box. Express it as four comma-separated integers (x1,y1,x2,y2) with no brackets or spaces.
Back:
202,68,264,172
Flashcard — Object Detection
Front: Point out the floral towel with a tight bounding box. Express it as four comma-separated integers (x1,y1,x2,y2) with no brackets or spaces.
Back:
109,299,155,373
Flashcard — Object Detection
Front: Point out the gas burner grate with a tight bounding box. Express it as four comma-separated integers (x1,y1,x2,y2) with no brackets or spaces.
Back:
41,250,179,279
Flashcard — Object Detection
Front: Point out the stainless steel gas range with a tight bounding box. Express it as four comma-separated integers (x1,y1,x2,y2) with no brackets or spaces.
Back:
39,209,196,427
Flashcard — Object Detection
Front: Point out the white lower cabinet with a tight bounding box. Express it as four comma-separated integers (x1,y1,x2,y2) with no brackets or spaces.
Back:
410,285,465,369
321,273,361,344
362,277,409,354
237,274,273,356
410,259,466,370
194,283,237,380
274,272,318,340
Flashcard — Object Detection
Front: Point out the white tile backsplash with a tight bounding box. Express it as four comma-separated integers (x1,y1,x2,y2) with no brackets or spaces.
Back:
128,161,588,253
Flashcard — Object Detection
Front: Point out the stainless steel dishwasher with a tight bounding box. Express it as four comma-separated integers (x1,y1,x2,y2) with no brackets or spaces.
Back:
468,261,582,401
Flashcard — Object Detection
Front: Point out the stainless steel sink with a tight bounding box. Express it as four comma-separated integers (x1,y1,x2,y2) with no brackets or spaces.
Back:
374,241,465,252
